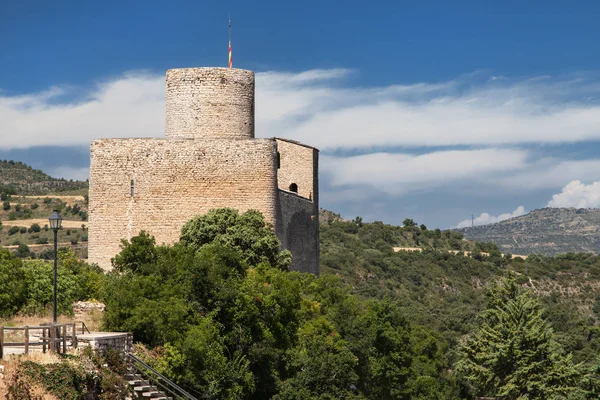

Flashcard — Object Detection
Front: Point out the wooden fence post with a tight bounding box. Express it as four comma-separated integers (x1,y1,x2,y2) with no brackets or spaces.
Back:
42,327,47,353
24,326,29,355
62,325,67,353
0,326,4,359
72,323,78,348
49,323,55,353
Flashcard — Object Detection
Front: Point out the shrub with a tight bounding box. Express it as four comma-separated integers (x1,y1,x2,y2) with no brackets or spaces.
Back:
28,223,41,233
8,226,19,235
3,200,10,210
82,234,88,242
14,243,31,258
43,197,52,204
19,226,27,234
15,204,21,212
31,202,39,210
36,237,49,245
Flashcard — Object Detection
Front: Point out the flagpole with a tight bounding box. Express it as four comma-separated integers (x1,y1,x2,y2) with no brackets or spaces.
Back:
228,14,232,68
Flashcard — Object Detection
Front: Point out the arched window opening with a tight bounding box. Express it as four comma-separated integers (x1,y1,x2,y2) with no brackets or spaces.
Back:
289,183,298,193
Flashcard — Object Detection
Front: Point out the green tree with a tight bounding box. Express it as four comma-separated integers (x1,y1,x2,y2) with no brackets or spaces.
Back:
0,249,27,317
181,208,290,270
457,275,581,399
402,218,417,228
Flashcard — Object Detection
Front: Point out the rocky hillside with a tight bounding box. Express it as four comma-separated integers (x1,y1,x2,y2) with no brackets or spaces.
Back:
457,207,600,255
0,160,88,195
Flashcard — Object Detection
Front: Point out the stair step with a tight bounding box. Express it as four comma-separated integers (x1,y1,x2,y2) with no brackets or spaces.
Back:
142,391,166,398
134,385,152,392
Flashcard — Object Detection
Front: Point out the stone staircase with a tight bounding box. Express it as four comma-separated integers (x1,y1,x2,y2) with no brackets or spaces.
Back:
126,368,172,399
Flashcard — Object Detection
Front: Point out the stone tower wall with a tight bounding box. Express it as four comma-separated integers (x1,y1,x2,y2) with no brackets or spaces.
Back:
89,137,278,270
165,68,255,140
275,138,317,202
274,139,319,274
277,191,320,275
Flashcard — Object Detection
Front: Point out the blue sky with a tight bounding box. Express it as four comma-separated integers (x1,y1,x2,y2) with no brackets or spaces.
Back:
2,0,600,228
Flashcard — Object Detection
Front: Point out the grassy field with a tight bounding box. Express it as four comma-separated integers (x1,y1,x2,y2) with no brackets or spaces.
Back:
0,194,88,258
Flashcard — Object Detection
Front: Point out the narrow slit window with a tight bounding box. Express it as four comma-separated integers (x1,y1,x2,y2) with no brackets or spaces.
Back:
130,180,135,197
276,152,281,169
289,183,298,193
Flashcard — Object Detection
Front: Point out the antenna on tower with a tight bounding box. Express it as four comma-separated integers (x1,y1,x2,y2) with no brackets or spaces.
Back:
228,14,232,68
471,214,474,228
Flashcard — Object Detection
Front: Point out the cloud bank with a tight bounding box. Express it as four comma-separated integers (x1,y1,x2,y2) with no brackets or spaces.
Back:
3,68,600,226
456,206,527,228
2,69,600,150
547,180,600,208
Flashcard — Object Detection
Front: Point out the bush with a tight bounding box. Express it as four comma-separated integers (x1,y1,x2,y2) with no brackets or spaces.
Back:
3,200,10,210
28,223,41,233
31,202,39,210
14,243,31,258
8,226,19,235
43,197,52,204
36,237,49,245
19,226,27,234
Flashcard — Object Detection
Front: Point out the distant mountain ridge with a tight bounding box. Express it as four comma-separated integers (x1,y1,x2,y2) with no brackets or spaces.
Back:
0,160,88,195
456,207,600,255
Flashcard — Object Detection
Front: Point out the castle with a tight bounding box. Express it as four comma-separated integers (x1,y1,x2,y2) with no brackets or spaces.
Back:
88,67,319,274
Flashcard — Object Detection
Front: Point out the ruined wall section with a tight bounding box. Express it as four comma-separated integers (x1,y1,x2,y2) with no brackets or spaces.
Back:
165,68,255,140
277,191,319,275
275,138,318,203
89,137,277,270
274,139,319,274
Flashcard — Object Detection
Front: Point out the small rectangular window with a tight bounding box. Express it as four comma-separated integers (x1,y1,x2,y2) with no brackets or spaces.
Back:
130,180,135,197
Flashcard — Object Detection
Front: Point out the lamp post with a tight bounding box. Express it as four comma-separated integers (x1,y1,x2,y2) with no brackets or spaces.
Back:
49,210,63,323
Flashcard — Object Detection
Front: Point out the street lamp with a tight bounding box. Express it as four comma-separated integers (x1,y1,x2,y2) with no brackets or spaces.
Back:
49,210,63,323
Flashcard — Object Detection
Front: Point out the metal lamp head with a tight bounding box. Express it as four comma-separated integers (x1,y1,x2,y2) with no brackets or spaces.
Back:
49,210,63,231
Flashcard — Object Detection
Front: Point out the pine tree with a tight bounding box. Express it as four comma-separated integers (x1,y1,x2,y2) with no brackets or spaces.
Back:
457,275,580,399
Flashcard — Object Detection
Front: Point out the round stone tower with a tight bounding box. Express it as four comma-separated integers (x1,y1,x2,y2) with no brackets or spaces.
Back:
165,68,255,140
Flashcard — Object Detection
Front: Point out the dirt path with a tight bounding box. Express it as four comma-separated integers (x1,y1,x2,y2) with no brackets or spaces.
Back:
1,219,86,229
22,195,85,206
393,247,528,259
2,242,73,249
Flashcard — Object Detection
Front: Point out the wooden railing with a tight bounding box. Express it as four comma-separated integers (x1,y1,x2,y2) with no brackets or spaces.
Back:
0,322,86,359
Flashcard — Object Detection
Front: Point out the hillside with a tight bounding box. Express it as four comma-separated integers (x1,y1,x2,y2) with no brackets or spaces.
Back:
457,207,600,255
320,216,600,364
0,160,88,195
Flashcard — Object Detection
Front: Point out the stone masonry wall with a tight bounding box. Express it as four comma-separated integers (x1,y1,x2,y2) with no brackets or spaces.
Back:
277,190,319,275
275,138,317,202
165,68,255,140
274,139,319,274
89,137,277,270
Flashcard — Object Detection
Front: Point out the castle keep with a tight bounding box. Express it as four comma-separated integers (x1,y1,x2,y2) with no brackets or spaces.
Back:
88,67,319,274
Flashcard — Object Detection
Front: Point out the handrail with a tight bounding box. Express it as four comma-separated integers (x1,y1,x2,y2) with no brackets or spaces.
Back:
126,352,198,400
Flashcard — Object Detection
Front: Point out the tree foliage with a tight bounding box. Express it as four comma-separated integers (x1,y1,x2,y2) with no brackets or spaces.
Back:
457,275,581,398
105,209,453,399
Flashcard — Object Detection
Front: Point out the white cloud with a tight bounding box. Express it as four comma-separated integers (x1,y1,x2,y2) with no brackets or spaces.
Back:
3,68,600,205
456,206,526,228
2,69,600,150
322,149,528,194
547,180,600,208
